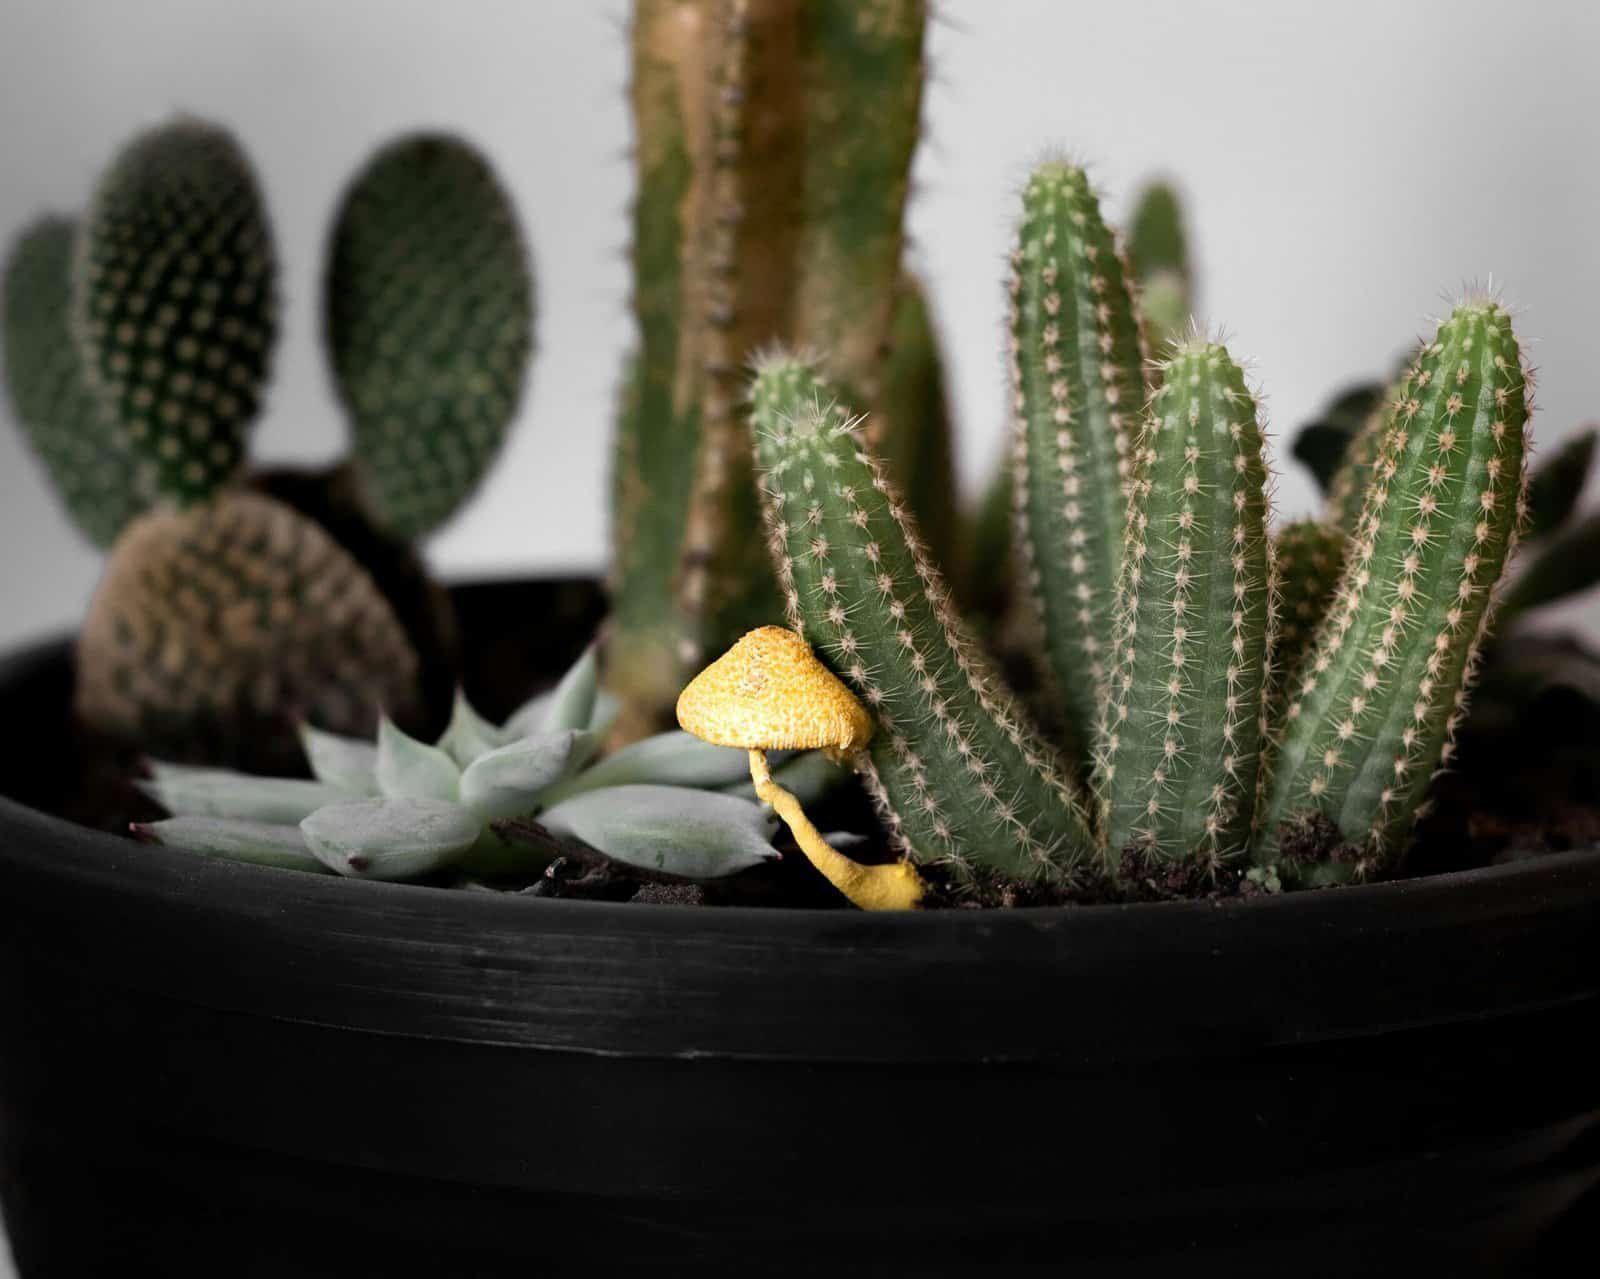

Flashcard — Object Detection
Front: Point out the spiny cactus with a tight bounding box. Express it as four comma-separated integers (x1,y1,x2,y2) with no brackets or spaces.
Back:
326,134,535,539
1127,180,1193,350
1008,159,1148,754
752,354,1097,886
2,218,145,545
1260,300,1530,882
1269,518,1345,696
76,491,420,753
609,0,927,737
75,118,277,505
1096,339,1273,870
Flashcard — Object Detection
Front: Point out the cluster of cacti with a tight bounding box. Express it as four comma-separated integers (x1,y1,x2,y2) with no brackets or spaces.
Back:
138,643,844,884
745,155,1535,898
2,118,535,750
607,0,947,740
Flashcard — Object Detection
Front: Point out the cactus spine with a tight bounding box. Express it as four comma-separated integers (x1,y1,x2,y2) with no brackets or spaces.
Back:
610,0,927,737
1260,301,1530,879
3,218,146,546
1097,339,1274,867
326,134,535,539
751,354,1096,885
1009,160,1148,752
74,119,277,505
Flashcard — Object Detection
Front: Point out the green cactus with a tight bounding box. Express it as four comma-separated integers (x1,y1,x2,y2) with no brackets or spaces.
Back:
873,273,960,578
1260,300,1530,882
2,218,146,545
751,353,1097,886
609,0,927,738
74,118,277,506
326,133,536,540
1269,518,1345,696
1008,159,1148,753
1096,339,1273,870
76,491,421,757
1127,180,1193,351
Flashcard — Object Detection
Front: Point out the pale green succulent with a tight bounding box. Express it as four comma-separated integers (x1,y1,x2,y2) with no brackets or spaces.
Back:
139,646,846,883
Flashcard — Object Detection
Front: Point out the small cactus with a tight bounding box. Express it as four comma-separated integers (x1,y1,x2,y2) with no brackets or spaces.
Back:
1008,159,1148,753
751,353,1097,886
326,134,536,539
1127,180,1193,350
2,218,145,545
76,491,421,756
74,118,277,505
1097,338,1273,871
608,0,928,737
1260,300,1530,881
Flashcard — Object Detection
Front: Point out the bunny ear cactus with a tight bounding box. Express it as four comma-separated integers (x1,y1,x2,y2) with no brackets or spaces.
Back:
751,352,1097,890
75,118,277,506
326,134,535,540
76,491,420,756
1260,300,1531,883
609,0,927,739
2,218,145,545
1009,159,1149,755
1096,338,1274,875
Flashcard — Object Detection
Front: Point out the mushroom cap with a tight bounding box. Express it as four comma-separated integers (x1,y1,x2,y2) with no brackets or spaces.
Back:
676,626,872,754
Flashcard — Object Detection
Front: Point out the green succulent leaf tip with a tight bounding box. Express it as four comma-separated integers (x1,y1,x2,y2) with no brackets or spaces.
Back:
1260,300,1531,882
327,132,535,541
751,351,1097,884
1008,158,1148,753
3,218,146,546
1095,338,1274,867
75,117,277,507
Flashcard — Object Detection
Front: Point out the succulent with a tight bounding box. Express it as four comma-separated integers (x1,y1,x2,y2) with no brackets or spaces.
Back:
742,291,1533,900
2,117,535,755
1127,180,1194,350
138,646,819,883
607,0,928,739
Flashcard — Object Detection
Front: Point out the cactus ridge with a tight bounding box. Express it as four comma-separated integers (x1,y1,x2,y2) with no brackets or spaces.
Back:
76,491,420,749
752,354,1096,883
1008,159,1149,752
1096,338,1275,865
2,218,147,545
74,118,277,506
1261,300,1530,877
327,133,535,540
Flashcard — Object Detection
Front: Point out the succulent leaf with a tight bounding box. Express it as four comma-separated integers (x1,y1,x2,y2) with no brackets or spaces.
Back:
139,816,330,872
437,688,507,767
539,783,779,879
301,796,483,880
299,723,380,794
140,761,347,824
458,729,592,821
376,717,461,802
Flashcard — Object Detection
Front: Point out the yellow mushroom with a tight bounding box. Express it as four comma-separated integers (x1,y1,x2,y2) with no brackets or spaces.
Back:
676,627,925,911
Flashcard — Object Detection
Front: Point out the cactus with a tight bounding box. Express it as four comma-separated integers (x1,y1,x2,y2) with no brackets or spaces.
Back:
609,0,927,737
1269,518,1345,696
74,119,277,505
2,218,146,545
326,134,535,539
1008,159,1148,753
751,353,1097,886
1096,338,1273,871
1259,300,1530,882
76,491,421,754
1127,180,1193,350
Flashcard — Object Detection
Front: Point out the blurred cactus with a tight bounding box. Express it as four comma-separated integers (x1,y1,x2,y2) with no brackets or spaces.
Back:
2,218,145,545
608,0,928,738
326,134,535,539
1127,180,1193,351
1268,518,1345,701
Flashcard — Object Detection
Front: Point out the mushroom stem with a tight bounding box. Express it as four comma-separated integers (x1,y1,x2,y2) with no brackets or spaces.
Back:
748,750,924,911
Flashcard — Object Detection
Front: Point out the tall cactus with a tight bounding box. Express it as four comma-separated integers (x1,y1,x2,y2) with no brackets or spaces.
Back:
1008,159,1148,753
1096,338,1273,869
325,134,535,539
74,119,277,505
1260,300,1530,881
609,0,927,738
751,354,1097,886
2,218,145,546
1127,179,1193,351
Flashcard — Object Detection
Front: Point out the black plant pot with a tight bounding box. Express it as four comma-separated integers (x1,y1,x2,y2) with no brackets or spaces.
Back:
1,579,1597,1277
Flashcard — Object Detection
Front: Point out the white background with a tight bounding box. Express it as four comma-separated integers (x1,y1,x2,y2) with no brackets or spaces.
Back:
1,1,1597,1268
